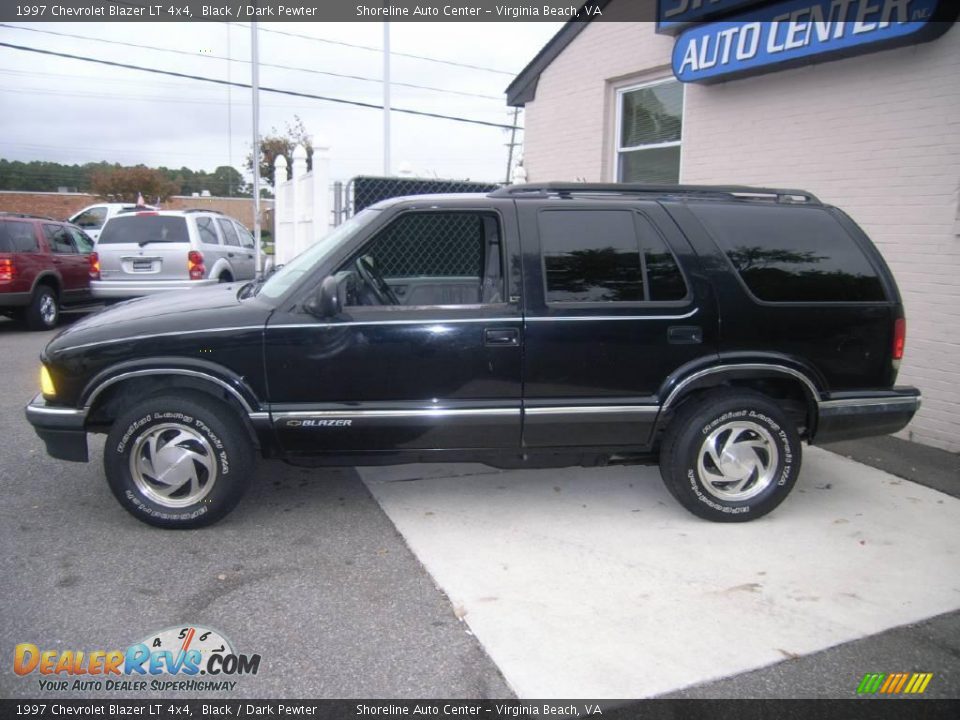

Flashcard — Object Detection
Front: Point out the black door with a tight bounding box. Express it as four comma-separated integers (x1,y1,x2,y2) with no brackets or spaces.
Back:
517,201,719,448
266,206,523,456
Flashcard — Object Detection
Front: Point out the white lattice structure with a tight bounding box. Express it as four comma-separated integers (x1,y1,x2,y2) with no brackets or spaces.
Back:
273,142,332,266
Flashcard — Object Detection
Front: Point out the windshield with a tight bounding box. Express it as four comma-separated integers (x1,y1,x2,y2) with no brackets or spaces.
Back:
258,208,381,299
98,215,189,244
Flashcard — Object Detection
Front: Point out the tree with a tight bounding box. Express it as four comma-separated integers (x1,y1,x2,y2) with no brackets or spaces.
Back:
246,115,313,186
207,166,249,197
90,166,181,202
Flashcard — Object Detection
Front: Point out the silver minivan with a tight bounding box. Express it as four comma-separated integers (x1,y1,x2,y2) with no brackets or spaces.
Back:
91,209,257,299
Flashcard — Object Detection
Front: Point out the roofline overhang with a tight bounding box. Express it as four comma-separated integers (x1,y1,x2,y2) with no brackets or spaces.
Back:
505,1,614,107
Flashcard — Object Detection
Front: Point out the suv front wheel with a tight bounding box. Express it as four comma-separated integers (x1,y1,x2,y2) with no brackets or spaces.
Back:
104,394,253,528
659,389,802,522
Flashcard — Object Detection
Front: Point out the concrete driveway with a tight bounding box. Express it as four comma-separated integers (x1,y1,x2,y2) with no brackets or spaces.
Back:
359,450,960,698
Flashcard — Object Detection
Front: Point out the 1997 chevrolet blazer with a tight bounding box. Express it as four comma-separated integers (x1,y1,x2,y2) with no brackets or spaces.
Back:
26,184,920,528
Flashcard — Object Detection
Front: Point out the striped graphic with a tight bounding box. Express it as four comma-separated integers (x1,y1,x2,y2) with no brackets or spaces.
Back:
857,672,933,694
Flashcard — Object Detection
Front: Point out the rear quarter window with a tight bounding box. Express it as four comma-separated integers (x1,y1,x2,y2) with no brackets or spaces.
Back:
0,221,39,252
691,204,886,302
98,216,190,245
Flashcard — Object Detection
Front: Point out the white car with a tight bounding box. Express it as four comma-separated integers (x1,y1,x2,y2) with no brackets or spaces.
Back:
90,208,257,300
68,202,158,242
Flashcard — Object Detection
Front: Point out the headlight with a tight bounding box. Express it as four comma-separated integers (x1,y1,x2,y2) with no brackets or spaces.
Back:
40,365,56,398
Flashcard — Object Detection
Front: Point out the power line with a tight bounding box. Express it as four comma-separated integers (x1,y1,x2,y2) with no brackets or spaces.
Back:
0,23,504,101
224,22,516,76
0,42,521,131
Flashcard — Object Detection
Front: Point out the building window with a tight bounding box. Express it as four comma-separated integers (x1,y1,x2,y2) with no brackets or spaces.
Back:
616,79,683,184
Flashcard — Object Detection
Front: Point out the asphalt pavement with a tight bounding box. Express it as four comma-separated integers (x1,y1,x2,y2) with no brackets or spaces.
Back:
0,313,511,699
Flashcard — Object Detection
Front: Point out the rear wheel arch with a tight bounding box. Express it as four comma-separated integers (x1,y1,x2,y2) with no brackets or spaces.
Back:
206,258,233,282
659,364,821,439
32,272,61,297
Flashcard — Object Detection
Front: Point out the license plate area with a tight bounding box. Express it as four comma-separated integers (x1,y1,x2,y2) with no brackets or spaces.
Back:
122,256,161,274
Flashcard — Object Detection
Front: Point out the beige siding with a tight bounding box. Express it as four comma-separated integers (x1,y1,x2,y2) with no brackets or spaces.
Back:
521,22,960,452
522,6,672,183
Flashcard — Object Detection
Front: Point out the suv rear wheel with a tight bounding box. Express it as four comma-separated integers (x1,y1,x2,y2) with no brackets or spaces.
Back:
104,393,253,528
659,389,802,522
25,284,59,330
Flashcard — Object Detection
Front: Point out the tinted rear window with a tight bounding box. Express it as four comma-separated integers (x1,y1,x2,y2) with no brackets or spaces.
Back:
98,216,189,245
691,204,885,302
539,209,688,303
0,220,39,252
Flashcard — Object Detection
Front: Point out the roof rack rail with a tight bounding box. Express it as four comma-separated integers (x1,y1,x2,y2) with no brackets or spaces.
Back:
180,208,225,215
0,211,56,221
117,205,158,214
489,182,820,205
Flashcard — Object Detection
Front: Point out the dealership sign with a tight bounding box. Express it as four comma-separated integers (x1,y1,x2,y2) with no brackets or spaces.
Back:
670,0,956,83
657,0,760,33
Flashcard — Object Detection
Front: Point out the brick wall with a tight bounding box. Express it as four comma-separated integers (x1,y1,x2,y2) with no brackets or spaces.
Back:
522,21,960,452
0,191,273,230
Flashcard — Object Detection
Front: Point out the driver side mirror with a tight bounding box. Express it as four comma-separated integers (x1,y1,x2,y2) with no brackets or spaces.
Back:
304,276,342,319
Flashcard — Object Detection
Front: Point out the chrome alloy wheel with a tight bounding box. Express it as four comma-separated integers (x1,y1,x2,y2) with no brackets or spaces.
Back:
39,293,57,325
129,423,217,508
696,420,779,502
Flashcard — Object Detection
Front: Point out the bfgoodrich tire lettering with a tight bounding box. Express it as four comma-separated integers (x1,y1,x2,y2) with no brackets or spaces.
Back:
659,389,802,522
104,394,253,529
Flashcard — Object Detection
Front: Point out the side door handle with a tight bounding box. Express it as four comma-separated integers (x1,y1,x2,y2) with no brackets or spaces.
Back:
484,327,520,347
668,325,702,344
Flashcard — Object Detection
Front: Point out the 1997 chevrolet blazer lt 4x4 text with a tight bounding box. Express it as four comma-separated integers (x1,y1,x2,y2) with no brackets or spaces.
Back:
25,184,921,528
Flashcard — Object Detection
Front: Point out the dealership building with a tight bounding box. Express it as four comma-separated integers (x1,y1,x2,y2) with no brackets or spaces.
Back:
507,2,959,452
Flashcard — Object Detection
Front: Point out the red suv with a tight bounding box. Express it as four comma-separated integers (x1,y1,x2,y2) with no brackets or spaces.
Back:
0,213,95,330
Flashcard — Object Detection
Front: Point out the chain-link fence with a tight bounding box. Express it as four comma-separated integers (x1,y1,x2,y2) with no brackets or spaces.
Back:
333,175,500,226
366,212,486,278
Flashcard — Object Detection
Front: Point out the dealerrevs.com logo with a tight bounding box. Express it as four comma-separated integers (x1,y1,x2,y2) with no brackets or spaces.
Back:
14,625,261,693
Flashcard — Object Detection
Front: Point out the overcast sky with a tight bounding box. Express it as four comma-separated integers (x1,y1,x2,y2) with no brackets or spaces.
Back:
0,21,563,186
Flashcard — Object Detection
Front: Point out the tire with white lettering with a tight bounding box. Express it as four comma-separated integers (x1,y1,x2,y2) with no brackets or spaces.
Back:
658,389,801,522
104,394,253,529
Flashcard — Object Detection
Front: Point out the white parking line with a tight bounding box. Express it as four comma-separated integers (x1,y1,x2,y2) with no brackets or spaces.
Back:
359,447,960,698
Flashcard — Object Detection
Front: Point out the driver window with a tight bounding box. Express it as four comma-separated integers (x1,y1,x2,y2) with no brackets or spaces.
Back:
341,211,503,307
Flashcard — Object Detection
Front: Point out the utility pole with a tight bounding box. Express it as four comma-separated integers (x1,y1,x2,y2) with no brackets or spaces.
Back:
226,23,233,196
251,20,262,277
504,107,520,184
383,21,391,176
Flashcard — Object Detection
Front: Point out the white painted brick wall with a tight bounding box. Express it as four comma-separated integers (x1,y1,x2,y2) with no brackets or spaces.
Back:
522,21,960,452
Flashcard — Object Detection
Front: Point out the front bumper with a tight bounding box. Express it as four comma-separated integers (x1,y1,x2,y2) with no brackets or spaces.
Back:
24,394,88,462
91,278,217,299
814,387,921,444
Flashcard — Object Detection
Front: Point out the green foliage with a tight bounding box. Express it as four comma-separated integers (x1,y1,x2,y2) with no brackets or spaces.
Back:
0,159,250,198
246,115,313,187
90,166,181,203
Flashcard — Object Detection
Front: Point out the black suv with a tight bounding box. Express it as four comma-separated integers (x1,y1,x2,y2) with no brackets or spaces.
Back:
25,184,920,528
